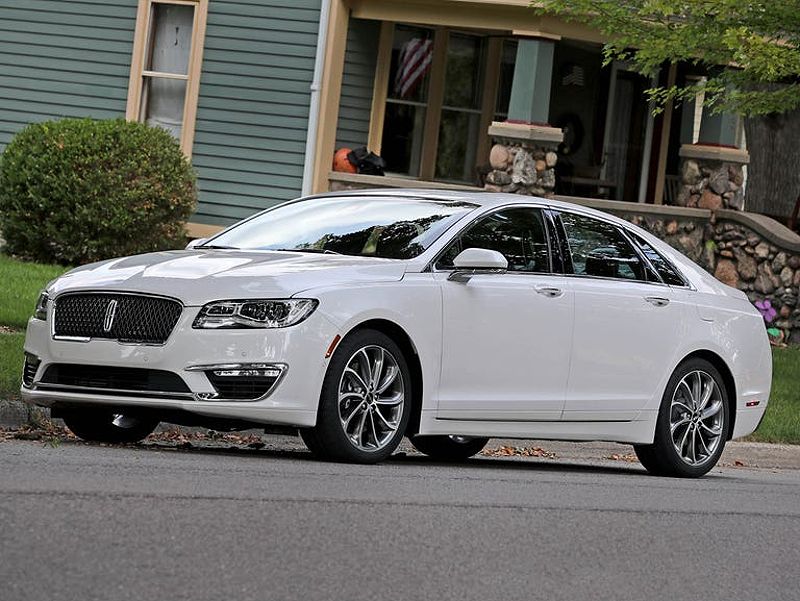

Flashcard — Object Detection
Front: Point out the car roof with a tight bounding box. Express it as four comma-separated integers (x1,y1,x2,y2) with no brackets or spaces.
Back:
305,188,624,221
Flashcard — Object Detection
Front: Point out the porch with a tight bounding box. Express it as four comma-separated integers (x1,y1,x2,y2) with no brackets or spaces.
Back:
315,0,748,210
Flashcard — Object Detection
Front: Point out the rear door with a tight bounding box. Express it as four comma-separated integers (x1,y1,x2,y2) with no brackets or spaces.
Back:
555,211,688,421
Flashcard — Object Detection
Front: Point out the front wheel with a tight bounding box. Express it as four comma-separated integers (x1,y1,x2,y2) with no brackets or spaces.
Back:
62,410,159,444
635,358,729,478
410,435,489,461
300,329,412,463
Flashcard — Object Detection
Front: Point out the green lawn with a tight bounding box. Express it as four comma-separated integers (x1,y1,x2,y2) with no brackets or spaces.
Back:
748,346,800,444
0,254,67,330
0,254,797,441
0,255,69,399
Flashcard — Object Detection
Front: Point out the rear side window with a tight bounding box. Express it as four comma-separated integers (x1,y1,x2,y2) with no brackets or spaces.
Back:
632,234,687,286
559,212,646,282
436,207,550,273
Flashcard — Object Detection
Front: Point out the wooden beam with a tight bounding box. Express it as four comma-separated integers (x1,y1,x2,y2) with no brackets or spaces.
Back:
418,28,449,181
653,63,677,205
367,21,394,155
311,0,350,194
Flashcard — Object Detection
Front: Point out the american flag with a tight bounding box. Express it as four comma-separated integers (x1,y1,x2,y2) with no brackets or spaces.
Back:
394,37,433,98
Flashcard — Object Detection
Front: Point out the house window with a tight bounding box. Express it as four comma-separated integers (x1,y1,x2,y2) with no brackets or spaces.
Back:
377,25,493,185
126,0,208,155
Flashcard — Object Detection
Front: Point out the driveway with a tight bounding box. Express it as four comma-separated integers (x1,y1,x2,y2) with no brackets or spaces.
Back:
1,437,798,601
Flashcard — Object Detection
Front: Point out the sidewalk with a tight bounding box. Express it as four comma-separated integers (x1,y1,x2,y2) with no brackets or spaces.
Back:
481,439,800,471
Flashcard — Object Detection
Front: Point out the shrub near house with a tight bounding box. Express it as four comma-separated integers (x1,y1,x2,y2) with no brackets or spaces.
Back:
0,118,197,266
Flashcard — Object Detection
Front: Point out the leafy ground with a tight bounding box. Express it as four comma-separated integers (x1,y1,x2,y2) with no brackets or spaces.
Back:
0,254,797,443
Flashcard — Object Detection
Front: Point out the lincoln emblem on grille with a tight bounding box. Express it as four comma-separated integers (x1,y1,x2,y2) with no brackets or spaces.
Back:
103,299,118,333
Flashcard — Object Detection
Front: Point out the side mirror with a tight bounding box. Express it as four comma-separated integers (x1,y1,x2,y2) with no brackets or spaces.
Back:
449,248,508,282
185,237,207,250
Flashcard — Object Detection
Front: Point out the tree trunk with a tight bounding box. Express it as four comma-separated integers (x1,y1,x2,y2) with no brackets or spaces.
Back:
744,110,800,222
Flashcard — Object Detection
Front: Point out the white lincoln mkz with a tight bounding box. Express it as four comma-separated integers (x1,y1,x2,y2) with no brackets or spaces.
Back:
22,190,771,477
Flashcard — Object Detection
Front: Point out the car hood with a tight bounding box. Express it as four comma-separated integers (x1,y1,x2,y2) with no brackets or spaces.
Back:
48,250,408,305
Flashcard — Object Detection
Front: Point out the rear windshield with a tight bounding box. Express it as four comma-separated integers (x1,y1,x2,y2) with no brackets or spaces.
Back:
204,196,476,259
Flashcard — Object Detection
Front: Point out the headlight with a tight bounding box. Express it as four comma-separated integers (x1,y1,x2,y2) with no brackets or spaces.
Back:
33,291,50,321
193,299,318,329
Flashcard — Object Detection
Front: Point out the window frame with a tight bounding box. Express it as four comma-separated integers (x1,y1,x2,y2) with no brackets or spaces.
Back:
430,205,554,275
553,209,674,286
369,23,503,184
126,0,209,156
627,231,691,289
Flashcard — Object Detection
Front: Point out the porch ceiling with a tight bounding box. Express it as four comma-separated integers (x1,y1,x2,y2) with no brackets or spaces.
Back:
346,0,604,43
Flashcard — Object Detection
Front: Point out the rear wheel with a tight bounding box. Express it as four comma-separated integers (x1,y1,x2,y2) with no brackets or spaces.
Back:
634,358,729,478
62,410,159,444
410,435,489,461
300,329,412,463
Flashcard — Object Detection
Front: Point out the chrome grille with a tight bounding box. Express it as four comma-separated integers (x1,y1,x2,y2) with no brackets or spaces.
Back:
53,293,182,344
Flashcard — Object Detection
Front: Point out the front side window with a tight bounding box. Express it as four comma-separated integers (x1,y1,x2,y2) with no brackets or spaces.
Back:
127,0,208,155
559,212,645,281
436,208,550,273
205,197,476,260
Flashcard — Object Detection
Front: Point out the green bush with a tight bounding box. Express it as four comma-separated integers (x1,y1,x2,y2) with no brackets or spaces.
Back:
0,118,197,265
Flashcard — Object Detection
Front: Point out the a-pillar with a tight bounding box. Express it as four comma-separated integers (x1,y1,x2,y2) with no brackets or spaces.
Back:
485,38,563,197
677,102,749,211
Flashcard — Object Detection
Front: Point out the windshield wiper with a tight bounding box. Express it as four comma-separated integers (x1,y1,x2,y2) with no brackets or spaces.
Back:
273,248,342,255
198,244,239,250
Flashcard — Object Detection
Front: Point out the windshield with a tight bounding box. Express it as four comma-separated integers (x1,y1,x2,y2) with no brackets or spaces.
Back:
203,196,476,259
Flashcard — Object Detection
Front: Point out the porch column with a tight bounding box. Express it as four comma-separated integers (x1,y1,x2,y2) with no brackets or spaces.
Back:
677,104,749,211
484,38,563,198
507,39,555,125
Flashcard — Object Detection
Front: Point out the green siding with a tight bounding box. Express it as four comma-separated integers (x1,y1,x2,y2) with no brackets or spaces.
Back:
0,0,323,227
0,0,136,148
335,18,379,151
192,0,321,225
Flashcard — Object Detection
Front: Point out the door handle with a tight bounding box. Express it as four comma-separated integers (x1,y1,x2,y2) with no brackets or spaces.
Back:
644,296,670,307
535,286,564,298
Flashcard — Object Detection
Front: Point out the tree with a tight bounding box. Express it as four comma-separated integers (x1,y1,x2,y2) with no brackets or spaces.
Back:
537,0,800,219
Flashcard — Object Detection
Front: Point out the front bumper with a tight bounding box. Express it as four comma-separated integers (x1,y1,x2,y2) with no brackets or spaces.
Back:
21,307,339,428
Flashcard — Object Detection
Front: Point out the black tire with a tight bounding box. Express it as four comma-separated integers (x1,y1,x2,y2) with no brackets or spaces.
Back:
634,358,730,478
410,435,489,461
300,329,412,464
62,409,159,444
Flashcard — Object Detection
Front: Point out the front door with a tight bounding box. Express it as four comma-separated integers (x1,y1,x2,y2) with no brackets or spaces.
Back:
434,207,574,421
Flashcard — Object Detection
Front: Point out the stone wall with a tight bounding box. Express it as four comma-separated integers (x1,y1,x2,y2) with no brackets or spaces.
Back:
677,159,745,211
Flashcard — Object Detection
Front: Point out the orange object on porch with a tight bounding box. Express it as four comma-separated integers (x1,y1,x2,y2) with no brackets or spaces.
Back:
332,148,357,173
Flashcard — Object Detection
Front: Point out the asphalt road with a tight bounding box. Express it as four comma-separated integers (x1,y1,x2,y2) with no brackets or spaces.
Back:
1,438,799,601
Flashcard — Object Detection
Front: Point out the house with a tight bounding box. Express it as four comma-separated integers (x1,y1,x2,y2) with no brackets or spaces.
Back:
0,0,754,234
1,1,799,343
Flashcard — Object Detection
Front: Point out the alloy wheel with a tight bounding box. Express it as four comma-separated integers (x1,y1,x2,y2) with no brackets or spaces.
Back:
670,370,724,466
337,345,405,452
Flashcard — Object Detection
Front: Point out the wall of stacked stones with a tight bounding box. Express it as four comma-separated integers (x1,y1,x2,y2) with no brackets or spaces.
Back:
621,212,800,342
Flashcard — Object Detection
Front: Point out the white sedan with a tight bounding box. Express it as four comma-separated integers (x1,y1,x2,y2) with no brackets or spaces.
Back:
22,190,771,477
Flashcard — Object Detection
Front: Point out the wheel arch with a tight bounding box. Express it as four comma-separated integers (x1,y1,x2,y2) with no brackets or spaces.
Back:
344,318,424,436
676,349,737,440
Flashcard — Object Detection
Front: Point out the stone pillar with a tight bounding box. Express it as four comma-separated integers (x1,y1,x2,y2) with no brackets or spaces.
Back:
676,103,748,211
485,123,562,196
484,38,563,197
